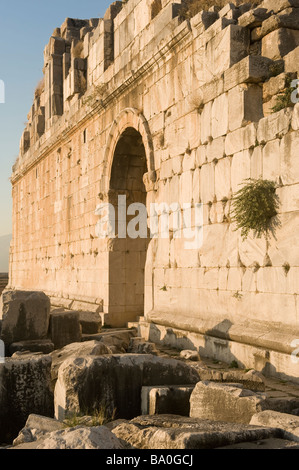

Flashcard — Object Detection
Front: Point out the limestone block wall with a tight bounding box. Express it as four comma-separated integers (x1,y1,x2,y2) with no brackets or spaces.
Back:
10,0,299,374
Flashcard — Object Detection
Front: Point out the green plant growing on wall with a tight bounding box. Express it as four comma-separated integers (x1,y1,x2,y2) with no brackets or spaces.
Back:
232,291,243,301
230,178,281,243
271,75,295,113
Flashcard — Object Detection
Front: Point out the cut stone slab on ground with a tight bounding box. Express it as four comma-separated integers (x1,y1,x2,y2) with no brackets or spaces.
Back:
111,414,287,449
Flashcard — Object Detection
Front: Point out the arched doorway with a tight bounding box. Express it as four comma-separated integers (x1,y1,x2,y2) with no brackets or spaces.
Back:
108,127,149,326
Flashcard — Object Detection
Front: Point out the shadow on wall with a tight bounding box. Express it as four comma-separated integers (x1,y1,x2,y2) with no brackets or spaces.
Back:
148,319,298,384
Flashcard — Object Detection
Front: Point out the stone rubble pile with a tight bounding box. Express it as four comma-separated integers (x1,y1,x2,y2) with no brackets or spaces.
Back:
0,289,299,449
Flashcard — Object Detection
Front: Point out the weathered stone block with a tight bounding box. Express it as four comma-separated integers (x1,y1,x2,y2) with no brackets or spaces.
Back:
54,354,200,421
200,101,212,144
280,131,299,184
228,84,263,131
49,310,82,349
250,410,299,442
260,0,299,14
211,93,229,138
200,163,215,203
180,349,200,361
250,145,263,179
15,425,125,449
260,8,299,37
262,28,299,60
199,369,266,392
49,36,65,56
263,73,292,102
128,337,158,355
13,414,64,446
284,46,299,73
262,139,281,181
238,8,270,28
0,290,50,346
111,414,283,449
9,339,54,355
257,108,292,143
225,123,256,156
205,25,250,82
0,355,53,444
224,55,273,91
214,157,231,201
79,311,102,334
190,381,267,424
141,385,195,416
50,340,112,384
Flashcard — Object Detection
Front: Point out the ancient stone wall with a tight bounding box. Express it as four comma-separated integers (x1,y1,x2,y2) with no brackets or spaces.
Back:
10,0,299,379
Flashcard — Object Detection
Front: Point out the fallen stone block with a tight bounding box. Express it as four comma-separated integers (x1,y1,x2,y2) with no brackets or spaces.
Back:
189,381,267,424
250,410,299,442
50,340,112,384
180,350,200,361
264,397,299,415
13,425,125,449
49,310,82,349
9,339,54,355
141,385,195,416
54,354,200,421
128,337,159,355
13,414,64,446
111,414,283,449
82,328,138,353
198,369,266,392
0,354,53,444
0,290,50,346
78,311,102,334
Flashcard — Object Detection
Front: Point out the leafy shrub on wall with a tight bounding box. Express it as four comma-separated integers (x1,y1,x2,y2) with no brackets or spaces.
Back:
230,178,281,242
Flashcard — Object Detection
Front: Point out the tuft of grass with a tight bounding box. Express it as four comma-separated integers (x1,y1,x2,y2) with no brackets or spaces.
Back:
230,178,281,242
90,405,117,427
35,78,45,98
63,404,117,428
229,360,239,369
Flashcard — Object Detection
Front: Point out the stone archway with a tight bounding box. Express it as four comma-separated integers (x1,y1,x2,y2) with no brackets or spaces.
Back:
103,109,155,327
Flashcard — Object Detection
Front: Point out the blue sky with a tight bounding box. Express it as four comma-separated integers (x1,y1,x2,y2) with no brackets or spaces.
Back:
0,0,112,239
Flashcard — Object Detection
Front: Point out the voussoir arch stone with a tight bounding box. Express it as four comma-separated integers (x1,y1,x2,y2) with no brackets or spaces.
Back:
102,108,156,194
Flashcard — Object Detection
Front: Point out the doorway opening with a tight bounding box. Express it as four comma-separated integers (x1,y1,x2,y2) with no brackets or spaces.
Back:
108,127,149,326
